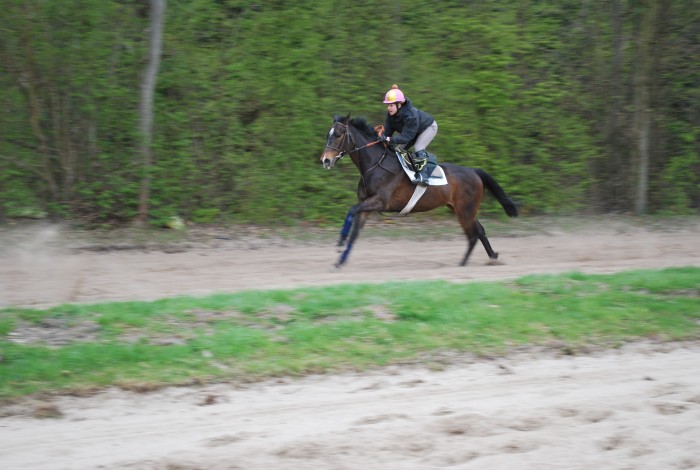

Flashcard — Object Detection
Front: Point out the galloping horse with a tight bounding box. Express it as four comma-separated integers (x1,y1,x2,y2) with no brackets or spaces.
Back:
320,114,518,268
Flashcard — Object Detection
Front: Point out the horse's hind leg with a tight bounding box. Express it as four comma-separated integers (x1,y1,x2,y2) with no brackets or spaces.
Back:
454,202,481,266
475,219,499,260
459,233,478,266
457,218,480,267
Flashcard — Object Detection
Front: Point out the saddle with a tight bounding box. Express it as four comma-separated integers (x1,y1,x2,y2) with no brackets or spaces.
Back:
373,124,446,187
394,148,447,187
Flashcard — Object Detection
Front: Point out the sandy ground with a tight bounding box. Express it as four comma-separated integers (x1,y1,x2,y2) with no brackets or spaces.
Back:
1,217,700,469
1,217,699,308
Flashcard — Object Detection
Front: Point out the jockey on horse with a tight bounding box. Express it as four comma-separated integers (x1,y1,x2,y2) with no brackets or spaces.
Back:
380,84,439,187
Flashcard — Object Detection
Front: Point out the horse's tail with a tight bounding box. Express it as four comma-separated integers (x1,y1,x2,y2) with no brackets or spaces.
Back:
474,168,518,217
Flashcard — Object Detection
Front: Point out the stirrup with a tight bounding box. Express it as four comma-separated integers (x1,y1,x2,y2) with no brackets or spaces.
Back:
412,174,429,186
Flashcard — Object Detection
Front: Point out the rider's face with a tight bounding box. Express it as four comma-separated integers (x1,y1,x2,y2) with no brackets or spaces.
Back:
387,103,399,115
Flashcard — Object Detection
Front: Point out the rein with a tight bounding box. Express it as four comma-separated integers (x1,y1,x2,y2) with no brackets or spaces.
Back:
328,121,385,160
337,140,384,160
326,120,399,188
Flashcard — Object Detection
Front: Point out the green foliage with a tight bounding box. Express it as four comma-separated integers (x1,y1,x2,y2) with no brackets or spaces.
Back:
0,0,698,223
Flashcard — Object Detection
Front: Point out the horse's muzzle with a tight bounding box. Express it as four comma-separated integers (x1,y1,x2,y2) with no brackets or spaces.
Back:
320,151,339,170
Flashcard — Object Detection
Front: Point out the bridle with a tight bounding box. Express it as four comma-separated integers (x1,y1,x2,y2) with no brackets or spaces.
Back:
325,121,384,160
324,120,400,186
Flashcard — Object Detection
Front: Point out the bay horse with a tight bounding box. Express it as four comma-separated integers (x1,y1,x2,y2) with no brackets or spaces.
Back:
320,114,518,268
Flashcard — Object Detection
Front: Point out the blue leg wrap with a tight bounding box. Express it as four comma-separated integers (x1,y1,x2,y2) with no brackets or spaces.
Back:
338,243,353,266
340,213,354,239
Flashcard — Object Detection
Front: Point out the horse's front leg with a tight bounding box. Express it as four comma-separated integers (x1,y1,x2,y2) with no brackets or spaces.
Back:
336,210,369,267
335,197,384,268
337,204,358,248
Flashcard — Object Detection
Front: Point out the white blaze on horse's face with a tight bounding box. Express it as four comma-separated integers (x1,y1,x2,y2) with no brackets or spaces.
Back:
321,124,342,170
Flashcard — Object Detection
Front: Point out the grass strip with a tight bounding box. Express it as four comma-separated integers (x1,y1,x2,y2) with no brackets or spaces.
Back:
1,267,698,400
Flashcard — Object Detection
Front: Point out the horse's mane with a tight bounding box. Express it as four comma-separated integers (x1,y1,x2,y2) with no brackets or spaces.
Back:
334,114,378,139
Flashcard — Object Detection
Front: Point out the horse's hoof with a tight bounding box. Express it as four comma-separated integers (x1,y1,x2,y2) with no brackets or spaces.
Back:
329,264,342,272
486,259,504,266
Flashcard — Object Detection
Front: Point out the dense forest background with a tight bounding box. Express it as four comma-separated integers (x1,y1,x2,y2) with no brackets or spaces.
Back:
1,0,698,226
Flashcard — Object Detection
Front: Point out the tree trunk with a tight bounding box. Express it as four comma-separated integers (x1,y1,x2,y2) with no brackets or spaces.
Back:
607,0,626,211
633,0,657,214
14,3,60,204
136,0,166,223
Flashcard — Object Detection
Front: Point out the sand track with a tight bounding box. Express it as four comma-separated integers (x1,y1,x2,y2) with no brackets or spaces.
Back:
1,217,699,469
2,217,699,308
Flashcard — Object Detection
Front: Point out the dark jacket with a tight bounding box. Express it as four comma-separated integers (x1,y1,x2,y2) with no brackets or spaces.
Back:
383,98,435,148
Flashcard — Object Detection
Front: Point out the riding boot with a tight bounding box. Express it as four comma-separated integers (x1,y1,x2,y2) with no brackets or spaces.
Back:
411,150,430,186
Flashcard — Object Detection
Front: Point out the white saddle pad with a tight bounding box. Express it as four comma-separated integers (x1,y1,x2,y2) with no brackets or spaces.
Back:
395,150,448,186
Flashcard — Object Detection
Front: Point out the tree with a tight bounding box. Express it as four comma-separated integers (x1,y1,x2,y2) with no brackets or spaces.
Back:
633,0,658,214
137,0,166,223
0,0,697,223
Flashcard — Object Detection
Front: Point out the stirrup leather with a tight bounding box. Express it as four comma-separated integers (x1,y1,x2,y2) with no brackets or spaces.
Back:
396,148,413,167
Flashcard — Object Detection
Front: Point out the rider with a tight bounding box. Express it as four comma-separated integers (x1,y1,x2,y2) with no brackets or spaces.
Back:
381,84,438,186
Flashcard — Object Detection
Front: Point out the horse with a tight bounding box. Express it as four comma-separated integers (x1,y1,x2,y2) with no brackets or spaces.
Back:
320,114,518,268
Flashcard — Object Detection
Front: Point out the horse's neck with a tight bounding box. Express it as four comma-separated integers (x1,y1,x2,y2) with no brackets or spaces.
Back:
354,146,396,178
347,126,399,176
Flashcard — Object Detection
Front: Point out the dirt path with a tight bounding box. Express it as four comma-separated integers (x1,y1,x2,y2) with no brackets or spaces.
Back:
1,217,700,469
2,216,699,308
2,343,700,469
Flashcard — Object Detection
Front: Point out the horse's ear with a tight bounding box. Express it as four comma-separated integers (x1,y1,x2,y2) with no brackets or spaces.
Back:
333,113,351,124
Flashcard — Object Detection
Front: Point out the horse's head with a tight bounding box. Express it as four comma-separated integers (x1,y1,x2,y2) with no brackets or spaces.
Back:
320,114,353,170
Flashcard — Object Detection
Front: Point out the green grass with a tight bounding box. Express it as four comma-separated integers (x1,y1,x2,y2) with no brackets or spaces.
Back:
1,267,699,400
